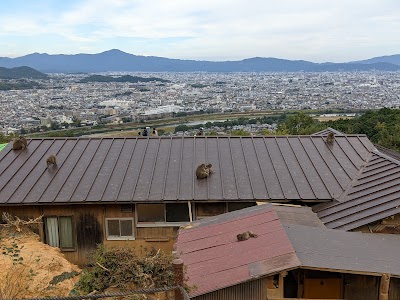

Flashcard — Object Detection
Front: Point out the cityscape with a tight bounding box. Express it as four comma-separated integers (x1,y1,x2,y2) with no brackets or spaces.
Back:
1,71,400,135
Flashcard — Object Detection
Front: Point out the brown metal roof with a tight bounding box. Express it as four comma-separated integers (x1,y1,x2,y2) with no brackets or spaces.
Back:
311,127,345,136
0,135,373,204
314,149,400,230
176,203,400,297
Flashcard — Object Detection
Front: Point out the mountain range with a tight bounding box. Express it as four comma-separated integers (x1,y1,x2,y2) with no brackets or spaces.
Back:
0,66,47,79
1,49,400,73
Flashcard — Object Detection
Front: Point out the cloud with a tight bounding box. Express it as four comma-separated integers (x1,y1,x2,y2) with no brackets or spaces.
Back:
0,0,400,61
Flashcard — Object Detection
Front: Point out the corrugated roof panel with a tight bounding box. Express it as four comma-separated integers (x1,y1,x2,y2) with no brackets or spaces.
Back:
276,137,315,199
229,138,254,200
163,138,183,200
205,137,224,200
133,138,162,201
287,138,331,199
116,138,148,202
100,139,138,202
55,139,105,203
241,139,269,199
194,138,209,200
299,137,344,198
252,138,284,199
7,139,66,204
148,138,174,201
218,138,239,200
266,138,300,199
0,136,379,204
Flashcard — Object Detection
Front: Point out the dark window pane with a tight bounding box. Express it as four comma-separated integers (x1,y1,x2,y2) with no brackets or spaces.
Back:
120,220,133,236
196,203,226,218
107,220,120,236
59,217,74,248
227,202,257,212
137,204,165,222
166,203,190,222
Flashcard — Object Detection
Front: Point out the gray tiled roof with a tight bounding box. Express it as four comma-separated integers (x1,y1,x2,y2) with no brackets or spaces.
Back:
0,135,374,204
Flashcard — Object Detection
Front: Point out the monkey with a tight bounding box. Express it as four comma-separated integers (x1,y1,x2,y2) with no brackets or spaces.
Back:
46,155,57,167
237,231,258,242
12,136,28,150
325,132,335,146
205,163,214,174
196,163,214,179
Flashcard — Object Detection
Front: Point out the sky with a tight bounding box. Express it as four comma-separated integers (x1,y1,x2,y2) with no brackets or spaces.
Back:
0,0,399,62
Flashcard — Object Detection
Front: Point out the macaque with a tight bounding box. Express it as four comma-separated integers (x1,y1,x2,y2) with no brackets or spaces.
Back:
46,154,57,167
237,231,258,242
325,132,335,145
196,163,214,179
12,136,28,150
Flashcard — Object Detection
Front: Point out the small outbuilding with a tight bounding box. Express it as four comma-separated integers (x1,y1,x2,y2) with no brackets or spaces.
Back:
175,204,400,300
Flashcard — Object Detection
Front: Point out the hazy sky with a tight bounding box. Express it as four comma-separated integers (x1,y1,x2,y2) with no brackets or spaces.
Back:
1,0,399,62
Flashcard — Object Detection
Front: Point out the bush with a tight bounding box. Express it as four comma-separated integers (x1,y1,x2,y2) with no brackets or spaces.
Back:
74,245,175,294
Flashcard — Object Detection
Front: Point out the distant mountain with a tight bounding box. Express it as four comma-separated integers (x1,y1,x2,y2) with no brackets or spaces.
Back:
353,54,400,66
0,66,48,79
0,49,400,73
79,74,170,83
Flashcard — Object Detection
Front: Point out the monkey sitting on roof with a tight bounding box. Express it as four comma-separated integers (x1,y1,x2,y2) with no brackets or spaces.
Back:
12,136,27,150
237,231,258,242
196,163,214,179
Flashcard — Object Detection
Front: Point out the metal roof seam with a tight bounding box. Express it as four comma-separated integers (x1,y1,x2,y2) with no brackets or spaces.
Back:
263,137,286,199
99,138,128,202
240,137,255,200
161,138,173,200
275,137,301,199
53,139,91,203
309,137,348,191
0,139,42,191
347,170,400,195
251,137,270,199
177,137,185,201
297,136,331,198
20,139,68,204
353,166,400,187
228,137,240,199
145,138,163,201
5,139,57,204
336,152,375,203
81,139,114,202
130,138,150,201
287,136,317,200
114,139,138,202
68,139,103,202
216,137,225,200
345,135,370,162
36,139,79,203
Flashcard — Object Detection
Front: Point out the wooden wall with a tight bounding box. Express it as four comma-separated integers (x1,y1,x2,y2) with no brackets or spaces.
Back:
0,204,176,266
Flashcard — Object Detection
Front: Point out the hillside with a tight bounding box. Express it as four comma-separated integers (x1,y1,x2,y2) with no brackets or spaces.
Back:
79,74,170,83
353,54,400,66
1,49,400,73
0,66,47,79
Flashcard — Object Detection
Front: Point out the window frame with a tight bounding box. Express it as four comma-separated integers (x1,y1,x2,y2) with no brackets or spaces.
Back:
105,217,135,240
135,203,191,227
43,215,76,251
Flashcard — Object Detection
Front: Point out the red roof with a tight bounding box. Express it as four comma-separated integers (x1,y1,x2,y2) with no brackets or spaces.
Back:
175,204,300,297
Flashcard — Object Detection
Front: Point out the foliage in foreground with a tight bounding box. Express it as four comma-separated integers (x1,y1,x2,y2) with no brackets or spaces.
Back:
74,245,175,294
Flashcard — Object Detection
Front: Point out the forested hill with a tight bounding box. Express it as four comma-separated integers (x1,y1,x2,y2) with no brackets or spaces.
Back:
278,108,400,152
79,74,170,83
0,66,47,79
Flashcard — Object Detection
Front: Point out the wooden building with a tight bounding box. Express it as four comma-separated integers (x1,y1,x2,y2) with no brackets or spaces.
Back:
1,133,400,265
175,204,400,300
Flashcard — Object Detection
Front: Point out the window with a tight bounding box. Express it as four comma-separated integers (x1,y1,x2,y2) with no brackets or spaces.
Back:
106,218,135,240
137,203,190,225
44,216,74,250
227,202,257,212
195,203,226,220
